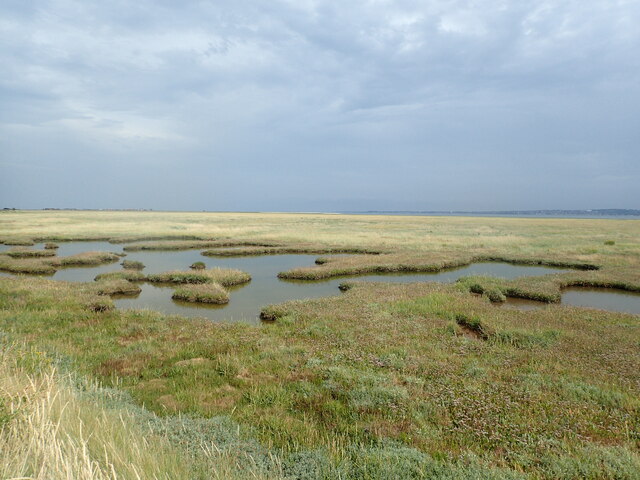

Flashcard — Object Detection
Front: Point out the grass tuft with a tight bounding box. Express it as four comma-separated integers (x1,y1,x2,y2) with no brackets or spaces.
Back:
92,279,142,296
6,248,56,258
121,260,145,270
147,268,251,287
172,283,229,304
49,251,121,267
94,271,147,282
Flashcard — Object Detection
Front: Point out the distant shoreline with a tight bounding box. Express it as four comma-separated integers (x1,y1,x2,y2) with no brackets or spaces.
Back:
2,208,639,220
341,209,640,220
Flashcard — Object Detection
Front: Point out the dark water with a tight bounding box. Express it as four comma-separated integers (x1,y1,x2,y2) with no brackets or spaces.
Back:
2,242,569,323
501,297,549,311
501,289,640,315
3,241,638,321
561,287,640,315
113,259,570,323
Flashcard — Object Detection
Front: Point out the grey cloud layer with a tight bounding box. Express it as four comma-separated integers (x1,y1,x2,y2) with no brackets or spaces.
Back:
1,0,639,210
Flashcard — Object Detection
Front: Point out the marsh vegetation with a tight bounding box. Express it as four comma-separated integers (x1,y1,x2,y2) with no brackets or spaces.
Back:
0,210,639,479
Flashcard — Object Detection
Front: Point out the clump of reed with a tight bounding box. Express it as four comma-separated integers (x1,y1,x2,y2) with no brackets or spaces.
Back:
44,243,59,249
123,240,222,252
190,261,206,270
6,248,56,259
172,283,229,304
91,279,141,296
121,260,145,270
122,239,284,252
147,268,251,287
201,245,383,257
94,271,146,282
49,252,120,267
1,238,34,246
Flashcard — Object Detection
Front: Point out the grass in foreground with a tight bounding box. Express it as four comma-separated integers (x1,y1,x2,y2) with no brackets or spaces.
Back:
0,342,284,480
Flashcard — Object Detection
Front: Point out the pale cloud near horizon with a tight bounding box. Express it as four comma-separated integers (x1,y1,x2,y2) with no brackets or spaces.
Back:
1,0,639,211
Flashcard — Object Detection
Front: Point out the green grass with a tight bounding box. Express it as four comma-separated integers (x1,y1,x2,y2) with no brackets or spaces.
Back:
1,275,639,478
172,283,230,304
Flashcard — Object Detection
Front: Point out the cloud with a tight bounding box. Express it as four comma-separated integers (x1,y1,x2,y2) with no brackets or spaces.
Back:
1,0,639,210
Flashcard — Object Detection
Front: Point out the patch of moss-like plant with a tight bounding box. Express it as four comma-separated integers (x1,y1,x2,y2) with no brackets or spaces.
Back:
6,248,56,259
147,268,250,287
94,271,146,282
92,279,142,296
49,252,121,267
172,283,229,304
44,242,59,249
121,260,145,270
484,288,506,303
1,238,34,246
190,261,206,270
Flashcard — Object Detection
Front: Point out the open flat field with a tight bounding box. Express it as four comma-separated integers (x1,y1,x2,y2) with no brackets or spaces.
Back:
1,210,639,479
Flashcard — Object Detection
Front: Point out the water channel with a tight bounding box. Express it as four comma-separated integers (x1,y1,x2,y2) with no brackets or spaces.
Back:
1,242,639,322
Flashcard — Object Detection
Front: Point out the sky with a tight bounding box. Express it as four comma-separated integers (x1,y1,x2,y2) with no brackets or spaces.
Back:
1,0,639,212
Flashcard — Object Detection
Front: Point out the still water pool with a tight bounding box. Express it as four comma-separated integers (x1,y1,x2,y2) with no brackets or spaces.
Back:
2,242,638,322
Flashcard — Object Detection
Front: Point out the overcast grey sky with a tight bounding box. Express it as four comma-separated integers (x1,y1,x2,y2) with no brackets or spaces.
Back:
1,1,639,211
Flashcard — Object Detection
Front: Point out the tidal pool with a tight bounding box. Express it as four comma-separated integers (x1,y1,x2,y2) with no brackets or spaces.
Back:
2,242,569,323
561,287,640,315
501,288,640,315
10,242,637,322
116,259,570,323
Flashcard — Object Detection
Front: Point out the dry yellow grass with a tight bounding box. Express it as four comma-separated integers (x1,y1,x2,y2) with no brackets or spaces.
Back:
0,344,190,480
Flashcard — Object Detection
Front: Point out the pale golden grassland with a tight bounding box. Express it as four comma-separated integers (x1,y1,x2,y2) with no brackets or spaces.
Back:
0,210,638,259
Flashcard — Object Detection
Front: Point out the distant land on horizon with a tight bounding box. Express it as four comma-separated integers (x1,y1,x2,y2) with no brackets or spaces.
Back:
343,209,640,218
1,208,640,219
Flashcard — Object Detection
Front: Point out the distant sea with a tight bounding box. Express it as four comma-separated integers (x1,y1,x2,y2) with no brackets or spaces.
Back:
340,210,640,220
